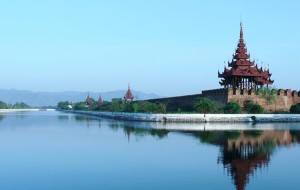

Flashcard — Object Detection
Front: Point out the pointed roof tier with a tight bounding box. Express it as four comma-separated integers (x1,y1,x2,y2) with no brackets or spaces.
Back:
218,22,274,90
124,84,134,101
229,22,253,66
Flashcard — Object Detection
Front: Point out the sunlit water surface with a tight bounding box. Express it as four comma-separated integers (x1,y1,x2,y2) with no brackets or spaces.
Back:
0,111,299,190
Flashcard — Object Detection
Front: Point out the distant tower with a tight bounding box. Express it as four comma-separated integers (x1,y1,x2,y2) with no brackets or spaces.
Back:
124,84,134,102
85,93,92,106
98,95,103,105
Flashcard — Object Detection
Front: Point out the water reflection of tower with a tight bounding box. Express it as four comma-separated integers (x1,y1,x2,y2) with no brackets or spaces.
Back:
218,139,270,190
86,117,90,128
218,130,293,190
124,127,131,142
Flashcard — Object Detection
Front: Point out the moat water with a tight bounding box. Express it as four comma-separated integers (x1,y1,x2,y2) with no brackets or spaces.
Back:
0,111,299,190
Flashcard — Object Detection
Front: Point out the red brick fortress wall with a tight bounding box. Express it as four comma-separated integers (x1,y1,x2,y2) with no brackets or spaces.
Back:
224,88,300,112
145,88,300,113
202,89,229,104
147,94,203,112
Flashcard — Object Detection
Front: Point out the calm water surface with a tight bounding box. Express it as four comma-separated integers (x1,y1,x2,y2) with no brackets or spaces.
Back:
0,111,299,190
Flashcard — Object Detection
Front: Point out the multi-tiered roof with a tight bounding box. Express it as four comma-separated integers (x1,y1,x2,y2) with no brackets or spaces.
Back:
124,84,134,101
85,93,92,105
218,22,274,90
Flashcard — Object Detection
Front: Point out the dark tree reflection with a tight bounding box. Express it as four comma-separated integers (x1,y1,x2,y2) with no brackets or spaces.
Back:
107,122,169,141
0,115,4,122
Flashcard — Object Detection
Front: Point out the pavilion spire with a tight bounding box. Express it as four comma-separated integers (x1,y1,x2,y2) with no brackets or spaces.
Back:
240,21,244,41
124,83,134,102
85,92,92,106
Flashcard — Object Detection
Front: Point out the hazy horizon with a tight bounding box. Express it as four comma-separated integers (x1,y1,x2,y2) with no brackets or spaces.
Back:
0,0,299,96
0,87,162,95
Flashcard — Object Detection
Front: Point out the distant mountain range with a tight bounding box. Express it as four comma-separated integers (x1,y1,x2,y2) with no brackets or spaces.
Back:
0,89,162,107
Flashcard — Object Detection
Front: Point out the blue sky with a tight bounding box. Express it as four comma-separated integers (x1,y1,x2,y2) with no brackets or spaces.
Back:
0,0,299,96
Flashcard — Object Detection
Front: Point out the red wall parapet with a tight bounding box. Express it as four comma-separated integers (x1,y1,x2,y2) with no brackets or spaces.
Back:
202,88,228,96
278,89,285,96
241,88,248,96
285,89,292,97
292,90,298,97
249,89,256,96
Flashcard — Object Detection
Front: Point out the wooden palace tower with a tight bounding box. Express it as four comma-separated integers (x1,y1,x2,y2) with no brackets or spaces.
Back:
124,84,134,102
218,22,274,91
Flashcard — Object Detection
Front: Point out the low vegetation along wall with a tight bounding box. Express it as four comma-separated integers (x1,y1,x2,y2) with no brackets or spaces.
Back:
68,110,300,123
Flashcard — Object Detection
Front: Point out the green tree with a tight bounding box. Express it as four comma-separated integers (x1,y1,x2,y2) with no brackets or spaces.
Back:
224,102,241,114
73,102,88,110
71,99,166,113
290,103,300,114
155,103,167,113
194,98,217,114
131,101,166,114
244,100,264,114
0,101,8,109
57,101,71,110
109,98,123,112
133,102,140,112
12,102,30,109
95,101,110,111
120,102,134,112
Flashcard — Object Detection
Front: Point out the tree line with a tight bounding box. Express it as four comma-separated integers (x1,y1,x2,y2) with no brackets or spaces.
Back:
57,98,167,114
57,98,275,114
0,101,31,109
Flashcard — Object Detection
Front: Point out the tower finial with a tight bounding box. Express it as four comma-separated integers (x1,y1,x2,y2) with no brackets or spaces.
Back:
240,21,244,40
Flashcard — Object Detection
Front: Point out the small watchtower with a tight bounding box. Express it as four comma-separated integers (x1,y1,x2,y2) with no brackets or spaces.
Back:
85,93,92,106
124,84,134,102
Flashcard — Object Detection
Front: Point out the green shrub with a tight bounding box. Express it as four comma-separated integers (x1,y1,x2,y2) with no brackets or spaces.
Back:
224,102,241,114
120,102,134,112
194,98,217,114
109,98,123,112
95,101,110,111
290,103,300,114
132,101,166,113
244,100,263,114
73,102,88,110
57,101,71,110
